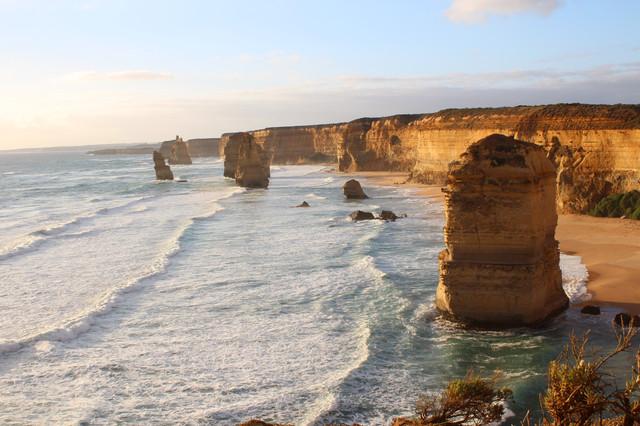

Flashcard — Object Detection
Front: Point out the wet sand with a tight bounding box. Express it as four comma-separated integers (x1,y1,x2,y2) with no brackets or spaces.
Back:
351,171,640,314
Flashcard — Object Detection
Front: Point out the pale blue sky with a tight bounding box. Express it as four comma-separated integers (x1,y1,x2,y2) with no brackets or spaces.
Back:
1,0,639,148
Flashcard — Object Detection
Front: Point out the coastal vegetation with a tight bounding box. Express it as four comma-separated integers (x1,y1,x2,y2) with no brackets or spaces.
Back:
394,325,640,426
590,190,640,220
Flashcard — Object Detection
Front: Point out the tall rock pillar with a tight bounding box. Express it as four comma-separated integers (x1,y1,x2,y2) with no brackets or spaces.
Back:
223,132,271,188
436,134,568,326
169,135,193,165
153,151,174,180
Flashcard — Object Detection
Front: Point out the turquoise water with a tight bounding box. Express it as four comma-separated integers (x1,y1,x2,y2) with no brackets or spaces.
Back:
0,151,634,424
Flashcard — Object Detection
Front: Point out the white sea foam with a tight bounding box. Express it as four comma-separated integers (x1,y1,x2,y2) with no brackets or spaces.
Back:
300,323,371,426
0,196,151,261
353,255,387,280
304,193,327,200
560,253,591,303
314,176,334,186
0,204,227,355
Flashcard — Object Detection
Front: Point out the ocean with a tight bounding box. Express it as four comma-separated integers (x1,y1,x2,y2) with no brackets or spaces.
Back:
0,151,633,425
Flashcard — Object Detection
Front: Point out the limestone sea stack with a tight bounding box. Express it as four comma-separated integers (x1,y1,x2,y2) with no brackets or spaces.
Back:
153,151,174,180
343,179,368,199
436,134,569,326
223,132,270,188
168,136,192,165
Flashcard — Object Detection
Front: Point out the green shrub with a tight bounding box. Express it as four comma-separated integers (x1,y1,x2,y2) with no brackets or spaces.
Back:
590,190,640,219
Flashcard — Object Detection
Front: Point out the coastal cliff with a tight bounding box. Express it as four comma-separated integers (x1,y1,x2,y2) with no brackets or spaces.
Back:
436,134,569,326
221,104,640,213
220,124,344,164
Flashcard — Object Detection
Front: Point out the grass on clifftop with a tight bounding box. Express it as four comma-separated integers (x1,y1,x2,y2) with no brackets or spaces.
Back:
590,190,640,220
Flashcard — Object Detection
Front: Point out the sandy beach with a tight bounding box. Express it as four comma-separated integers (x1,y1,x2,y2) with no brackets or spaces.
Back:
353,171,640,314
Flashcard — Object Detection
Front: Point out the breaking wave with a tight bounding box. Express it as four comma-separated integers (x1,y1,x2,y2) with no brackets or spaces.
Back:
560,253,591,303
0,204,226,355
0,196,152,261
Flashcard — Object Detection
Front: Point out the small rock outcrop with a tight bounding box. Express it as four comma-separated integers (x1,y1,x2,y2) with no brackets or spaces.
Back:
379,210,399,221
343,179,368,199
296,201,310,208
436,134,569,327
223,132,270,188
153,151,174,180
581,305,601,315
350,210,375,221
169,135,192,165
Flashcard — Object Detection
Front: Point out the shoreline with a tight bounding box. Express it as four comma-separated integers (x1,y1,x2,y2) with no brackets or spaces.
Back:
347,171,640,315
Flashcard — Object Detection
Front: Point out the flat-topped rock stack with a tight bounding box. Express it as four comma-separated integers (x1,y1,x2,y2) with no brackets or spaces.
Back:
153,150,174,180
223,132,271,188
168,135,192,165
436,134,569,326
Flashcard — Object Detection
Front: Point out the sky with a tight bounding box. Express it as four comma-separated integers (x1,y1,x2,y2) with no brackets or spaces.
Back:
0,0,639,149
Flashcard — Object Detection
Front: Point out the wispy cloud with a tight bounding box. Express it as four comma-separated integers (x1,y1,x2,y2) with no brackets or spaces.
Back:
446,0,561,24
5,62,639,149
66,70,174,81
333,62,640,91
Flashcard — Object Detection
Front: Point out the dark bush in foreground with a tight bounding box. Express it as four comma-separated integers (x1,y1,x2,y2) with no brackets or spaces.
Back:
590,190,640,219
415,373,512,425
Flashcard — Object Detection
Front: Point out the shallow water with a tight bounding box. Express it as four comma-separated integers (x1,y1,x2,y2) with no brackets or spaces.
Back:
0,151,634,425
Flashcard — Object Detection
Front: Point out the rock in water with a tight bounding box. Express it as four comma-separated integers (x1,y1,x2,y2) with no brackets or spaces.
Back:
296,201,310,208
350,210,375,221
435,134,569,327
223,132,270,188
153,151,174,180
343,179,368,199
169,135,192,165
379,210,399,221
580,305,601,315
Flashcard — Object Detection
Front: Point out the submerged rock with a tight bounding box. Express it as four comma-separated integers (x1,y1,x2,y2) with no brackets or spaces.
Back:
223,132,271,188
296,201,310,208
350,210,375,221
343,179,368,199
581,305,601,315
168,135,192,165
436,134,569,327
153,151,174,180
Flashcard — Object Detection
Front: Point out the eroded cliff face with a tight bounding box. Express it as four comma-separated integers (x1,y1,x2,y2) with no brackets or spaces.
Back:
220,104,640,213
223,132,270,188
436,134,569,326
220,124,346,165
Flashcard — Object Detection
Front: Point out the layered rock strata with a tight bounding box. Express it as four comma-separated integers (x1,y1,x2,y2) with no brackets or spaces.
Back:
167,136,192,165
220,124,345,164
153,151,174,180
221,104,640,213
160,138,219,158
223,132,270,188
436,134,569,326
